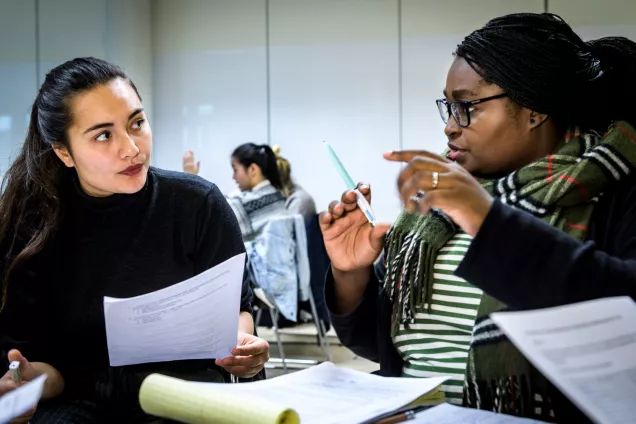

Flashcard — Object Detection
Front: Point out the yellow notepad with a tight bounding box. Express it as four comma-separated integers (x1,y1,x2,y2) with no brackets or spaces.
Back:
410,386,445,406
139,374,299,424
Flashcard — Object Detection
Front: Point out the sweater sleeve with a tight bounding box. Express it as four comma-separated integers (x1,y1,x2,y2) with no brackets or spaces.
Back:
325,259,387,363
196,185,253,314
455,195,636,310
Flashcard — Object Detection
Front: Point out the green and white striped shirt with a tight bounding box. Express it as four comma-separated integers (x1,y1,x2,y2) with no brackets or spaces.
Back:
392,233,482,405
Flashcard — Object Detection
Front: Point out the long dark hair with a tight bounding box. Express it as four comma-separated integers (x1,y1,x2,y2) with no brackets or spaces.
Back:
0,57,140,310
456,13,636,131
231,143,283,190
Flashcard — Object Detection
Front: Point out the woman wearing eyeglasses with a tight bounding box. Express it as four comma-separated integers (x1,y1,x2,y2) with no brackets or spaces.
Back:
320,13,636,422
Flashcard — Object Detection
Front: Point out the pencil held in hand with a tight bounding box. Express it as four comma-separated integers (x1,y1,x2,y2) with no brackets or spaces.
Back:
322,141,377,226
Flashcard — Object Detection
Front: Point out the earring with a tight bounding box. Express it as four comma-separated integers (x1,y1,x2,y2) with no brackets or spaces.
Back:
530,118,536,125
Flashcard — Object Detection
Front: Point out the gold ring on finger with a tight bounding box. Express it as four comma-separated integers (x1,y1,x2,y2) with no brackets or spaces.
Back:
432,171,439,190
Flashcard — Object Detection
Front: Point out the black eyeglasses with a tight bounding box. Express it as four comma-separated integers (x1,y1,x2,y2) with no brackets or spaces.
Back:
436,93,507,128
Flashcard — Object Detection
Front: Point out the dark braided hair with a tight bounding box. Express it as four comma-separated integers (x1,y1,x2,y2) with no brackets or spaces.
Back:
456,13,636,131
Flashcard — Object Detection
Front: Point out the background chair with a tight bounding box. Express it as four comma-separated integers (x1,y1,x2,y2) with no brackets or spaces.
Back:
246,214,332,373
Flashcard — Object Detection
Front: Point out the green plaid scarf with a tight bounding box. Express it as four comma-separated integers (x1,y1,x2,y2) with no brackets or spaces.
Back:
382,121,636,419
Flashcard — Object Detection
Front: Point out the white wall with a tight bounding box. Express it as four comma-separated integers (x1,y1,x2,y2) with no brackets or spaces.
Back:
550,0,636,41
0,0,153,174
105,0,154,119
268,0,401,222
0,0,37,174
38,0,153,118
152,0,268,195
151,0,553,222
151,0,404,220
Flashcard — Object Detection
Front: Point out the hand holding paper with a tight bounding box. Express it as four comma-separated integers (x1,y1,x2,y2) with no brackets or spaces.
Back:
103,253,246,366
215,331,270,378
0,349,42,423
0,374,46,424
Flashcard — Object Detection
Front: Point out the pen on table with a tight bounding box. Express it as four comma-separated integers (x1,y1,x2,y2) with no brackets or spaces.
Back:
322,140,377,226
9,360,21,384
374,409,419,424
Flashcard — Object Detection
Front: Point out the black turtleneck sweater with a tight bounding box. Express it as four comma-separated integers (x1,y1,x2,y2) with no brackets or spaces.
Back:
0,168,253,418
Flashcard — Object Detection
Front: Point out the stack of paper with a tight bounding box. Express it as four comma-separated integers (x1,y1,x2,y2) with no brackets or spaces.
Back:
139,362,447,424
135,295,636,424
412,404,548,423
491,296,636,424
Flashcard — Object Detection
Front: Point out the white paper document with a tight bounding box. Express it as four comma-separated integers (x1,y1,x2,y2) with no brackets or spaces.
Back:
490,296,636,424
220,362,448,424
412,403,547,423
0,374,47,424
104,253,245,366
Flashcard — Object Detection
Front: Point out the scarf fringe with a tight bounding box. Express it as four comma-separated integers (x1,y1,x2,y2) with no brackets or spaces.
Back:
384,210,456,336
463,376,555,422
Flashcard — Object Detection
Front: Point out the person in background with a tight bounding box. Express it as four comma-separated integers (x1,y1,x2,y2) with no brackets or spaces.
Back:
320,13,636,423
273,145,317,221
183,145,287,241
227,143,288,240
182,149,200,176
0,57,269,423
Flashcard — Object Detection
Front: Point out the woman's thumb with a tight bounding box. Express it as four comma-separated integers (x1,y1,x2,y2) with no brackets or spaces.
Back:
8,349,30,372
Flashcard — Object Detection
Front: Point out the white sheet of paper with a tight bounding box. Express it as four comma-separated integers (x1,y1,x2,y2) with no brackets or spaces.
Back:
104,253,245,366
0,374,47,424
217,362,448,424
490,296,636,424
412,403,547,423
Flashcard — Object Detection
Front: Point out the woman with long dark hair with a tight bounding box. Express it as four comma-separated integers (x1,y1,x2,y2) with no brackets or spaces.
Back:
0,57,269,423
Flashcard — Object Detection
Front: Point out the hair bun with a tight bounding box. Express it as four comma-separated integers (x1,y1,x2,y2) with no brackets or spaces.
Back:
272,144,281,157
